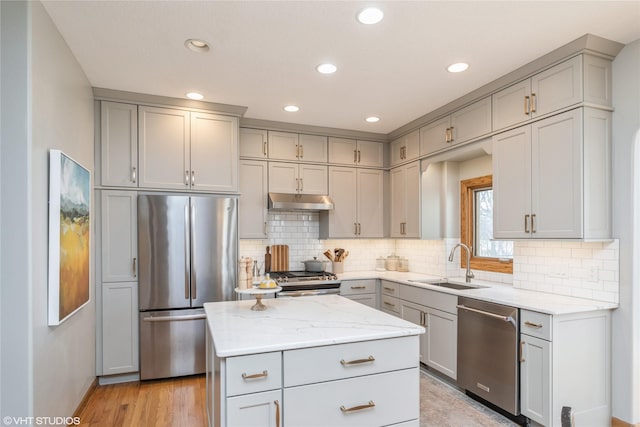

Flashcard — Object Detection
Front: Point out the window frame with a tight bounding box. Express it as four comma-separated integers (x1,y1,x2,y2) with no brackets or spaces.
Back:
460,175,513,274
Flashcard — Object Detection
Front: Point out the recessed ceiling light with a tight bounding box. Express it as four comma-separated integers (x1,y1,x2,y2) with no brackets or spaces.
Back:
365,116,380,123
186,92,204,100
357,7,384,25
316,63,337,74
184,39,210,53
283,105,299,112
447,62,469,73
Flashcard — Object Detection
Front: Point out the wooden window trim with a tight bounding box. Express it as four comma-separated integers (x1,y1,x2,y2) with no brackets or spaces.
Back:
460,175,513,274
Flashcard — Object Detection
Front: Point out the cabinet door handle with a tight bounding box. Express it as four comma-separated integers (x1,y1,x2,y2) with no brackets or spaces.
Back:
531,93,537,113
241,370,268,380
524,214,530,233
264,221,268,236
131,167,137,183
520,340,525,363
191,170,195,186
340,400,376,413
449,126,454,143
274,400,280,427
299,144,303,159
263,140,267,156
296,178,300,192
299,178,303,192
354,149,358,163
444,128,449,143
132,257,137,277
531,214,536,233
185,170,190,186
420,311,426,326
524,96,531,115
524,321,543,329
354,223,358,236
357,150,361,163
357,223,361,235
340,355,375,366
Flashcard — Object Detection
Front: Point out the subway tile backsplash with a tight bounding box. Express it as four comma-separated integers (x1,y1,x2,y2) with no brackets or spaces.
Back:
239,211,619,304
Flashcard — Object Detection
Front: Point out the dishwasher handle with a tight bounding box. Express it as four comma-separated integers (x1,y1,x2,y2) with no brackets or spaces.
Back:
457,304,516,328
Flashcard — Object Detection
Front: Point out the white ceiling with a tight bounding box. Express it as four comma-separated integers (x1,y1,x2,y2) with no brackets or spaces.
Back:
42,1,640,135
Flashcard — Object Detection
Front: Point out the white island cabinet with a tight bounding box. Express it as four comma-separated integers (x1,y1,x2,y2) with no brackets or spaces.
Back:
204,295,424,427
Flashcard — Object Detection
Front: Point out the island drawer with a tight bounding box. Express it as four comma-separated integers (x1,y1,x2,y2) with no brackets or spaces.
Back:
520,310,552,340
380,295,401,315
226,351,282,396
340,279,376,296
380,280,400,297
283,336,418,387
399,285,457,314
284,367,419,426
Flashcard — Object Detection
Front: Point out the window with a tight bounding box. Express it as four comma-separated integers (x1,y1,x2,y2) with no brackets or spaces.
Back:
460,175,513,274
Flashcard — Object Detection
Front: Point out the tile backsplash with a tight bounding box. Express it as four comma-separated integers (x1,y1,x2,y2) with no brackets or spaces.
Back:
239,211,619,304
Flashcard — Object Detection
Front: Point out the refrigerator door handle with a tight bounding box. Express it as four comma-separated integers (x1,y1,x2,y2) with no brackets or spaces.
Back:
143,314,206,322
190,202,197,300
184,203,191,300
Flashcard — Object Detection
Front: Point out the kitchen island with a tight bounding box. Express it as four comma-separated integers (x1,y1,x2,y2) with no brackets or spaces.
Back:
204,295,424,427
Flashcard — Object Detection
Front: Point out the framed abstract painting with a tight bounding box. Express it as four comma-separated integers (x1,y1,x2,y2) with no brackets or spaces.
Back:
48,150,91,326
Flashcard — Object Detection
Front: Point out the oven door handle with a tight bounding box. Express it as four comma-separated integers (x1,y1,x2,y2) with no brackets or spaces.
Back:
457,304,516,328
278,288,340,297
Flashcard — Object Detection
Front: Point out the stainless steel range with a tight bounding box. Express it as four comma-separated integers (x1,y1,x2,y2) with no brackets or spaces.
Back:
270,271,341,297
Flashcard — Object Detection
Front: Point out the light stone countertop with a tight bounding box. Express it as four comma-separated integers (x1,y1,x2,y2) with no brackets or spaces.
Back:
339,270,619,315
204,294,425,357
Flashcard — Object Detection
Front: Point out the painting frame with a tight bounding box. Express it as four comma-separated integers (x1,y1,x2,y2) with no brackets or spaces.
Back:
48,150,91,326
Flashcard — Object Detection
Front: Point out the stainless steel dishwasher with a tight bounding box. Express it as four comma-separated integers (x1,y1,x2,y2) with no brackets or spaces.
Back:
457,296,520,416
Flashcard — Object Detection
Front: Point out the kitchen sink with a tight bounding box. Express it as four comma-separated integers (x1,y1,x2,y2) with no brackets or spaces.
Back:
408,280,486,290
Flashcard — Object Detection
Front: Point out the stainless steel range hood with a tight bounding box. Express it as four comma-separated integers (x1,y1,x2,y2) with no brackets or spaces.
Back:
268,193,334,211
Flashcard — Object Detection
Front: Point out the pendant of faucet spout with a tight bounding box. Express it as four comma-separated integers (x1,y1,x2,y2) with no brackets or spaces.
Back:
448,243,474,283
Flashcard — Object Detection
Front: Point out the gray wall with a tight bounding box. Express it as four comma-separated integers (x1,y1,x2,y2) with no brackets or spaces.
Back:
612,38,640,424
1,0,96,421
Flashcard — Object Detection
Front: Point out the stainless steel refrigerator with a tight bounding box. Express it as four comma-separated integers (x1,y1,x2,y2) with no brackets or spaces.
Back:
137,194,237,380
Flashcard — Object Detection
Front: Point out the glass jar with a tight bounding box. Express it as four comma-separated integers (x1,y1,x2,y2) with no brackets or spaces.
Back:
398,257,409,272
385,255,399,271
375,257,386,271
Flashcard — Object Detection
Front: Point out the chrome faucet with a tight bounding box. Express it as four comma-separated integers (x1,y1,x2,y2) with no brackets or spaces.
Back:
448,243,475,283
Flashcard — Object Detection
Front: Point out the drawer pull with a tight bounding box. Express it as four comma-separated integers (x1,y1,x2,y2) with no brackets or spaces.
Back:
274,400,280,427
524,321,543,329
340,355,375,366
383,301,395,308
340,400,376,413
383,287,394,292
241,370,268,380
350,286,366,290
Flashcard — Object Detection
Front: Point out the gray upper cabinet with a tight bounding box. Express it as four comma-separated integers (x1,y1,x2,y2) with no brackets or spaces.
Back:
492,55,611,132
390,130,419,167
268,131,327,163
138,106,190,190
268,131,299,161
239,128,268,158
328,137,383,167
100,101,138,187
239,160,268,239
138,106,238,192
420,97,491,156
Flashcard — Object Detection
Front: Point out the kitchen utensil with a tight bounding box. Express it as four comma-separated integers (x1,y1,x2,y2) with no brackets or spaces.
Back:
336,248,345,261
302,257,327,272
271,245,289,271
323,250,334,261
265,246,271,273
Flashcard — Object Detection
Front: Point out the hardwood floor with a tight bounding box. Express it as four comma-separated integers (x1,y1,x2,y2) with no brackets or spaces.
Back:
77,375,207,427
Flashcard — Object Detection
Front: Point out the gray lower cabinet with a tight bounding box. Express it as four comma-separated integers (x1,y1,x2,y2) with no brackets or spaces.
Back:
380,280,458,380
340,279,377,308
101,282,139,375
